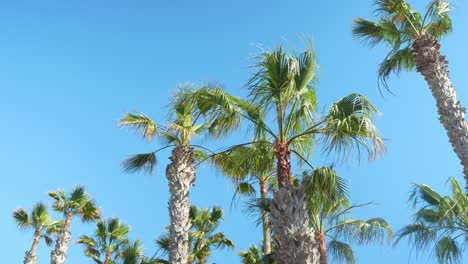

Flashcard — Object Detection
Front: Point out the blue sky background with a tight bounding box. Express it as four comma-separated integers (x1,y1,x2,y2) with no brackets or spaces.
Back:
1,0,468,263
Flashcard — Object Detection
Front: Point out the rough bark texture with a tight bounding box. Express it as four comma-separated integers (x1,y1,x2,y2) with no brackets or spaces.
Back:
315,232,327,264
166,145,195,264
275,143,292,188
270,186,320,264
50,230,72,264
260,180,272,255
413,35,468,188
24,251,37,264
24,232,40,264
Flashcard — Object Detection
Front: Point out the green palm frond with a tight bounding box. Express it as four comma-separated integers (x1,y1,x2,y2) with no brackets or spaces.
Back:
120,240,143,264
395,177,468,263
327,240,355,264
122,153,157,175
13,208,30,229
335,218,393,245
322,93,384,161
435,236,461,264
377,46,415,89
43,235,54,246
302,167,349,201
353,19,401,47
238,244,262,264
119,112,158,141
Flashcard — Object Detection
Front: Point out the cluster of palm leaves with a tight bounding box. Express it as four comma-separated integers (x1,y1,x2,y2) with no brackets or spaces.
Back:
14,0,468,263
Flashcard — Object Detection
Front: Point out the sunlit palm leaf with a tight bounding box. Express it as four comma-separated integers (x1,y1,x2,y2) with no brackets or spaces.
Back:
122,153,157,175
119,112,158,141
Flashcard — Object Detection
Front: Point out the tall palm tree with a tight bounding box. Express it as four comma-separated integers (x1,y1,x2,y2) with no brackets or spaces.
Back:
213,139,275,255
154,206,235,264
77,217,130,264
353,0,468,188
395,177,468,263
188,45,384,263
48,186,100,264
119,84,235,264
13,203,62,264
302,168,393,264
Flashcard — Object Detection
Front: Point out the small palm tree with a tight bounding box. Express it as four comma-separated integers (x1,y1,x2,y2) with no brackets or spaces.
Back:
120,84,235,264
214,139,275,255
395,177,468,263
77,217,130,264
48,186,100,264
238,245,274,264
154,206,235,264
13,203,62,264
353,0,468,188
302,168,393,264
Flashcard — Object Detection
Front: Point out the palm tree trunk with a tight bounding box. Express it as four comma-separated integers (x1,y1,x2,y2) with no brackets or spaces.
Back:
315,232,327,264
260,179,271,255
413,35,468,189
51,214,73,264
275,142,292,188
166,145,196,264
24,231,41,264
104,250,111,264
270,185,320,264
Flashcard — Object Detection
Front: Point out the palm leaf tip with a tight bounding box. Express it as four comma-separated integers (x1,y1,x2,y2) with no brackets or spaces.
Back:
122,153,157,175
119,112,158,141
13,208,30,229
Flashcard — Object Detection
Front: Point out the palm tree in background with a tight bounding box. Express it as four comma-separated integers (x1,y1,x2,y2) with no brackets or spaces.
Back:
353,0,468,188
302,168,393,264
77,217,130,264
48,186,100,264
214,139,276,255
13,203,62,264
395,177,468,263
120,84,236,264
154,206,235,264
238,244,274,264
187,44,384,263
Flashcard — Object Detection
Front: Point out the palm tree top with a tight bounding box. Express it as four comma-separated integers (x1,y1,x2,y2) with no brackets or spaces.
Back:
395,177,468,264
48,186,100,221
353,0,453,89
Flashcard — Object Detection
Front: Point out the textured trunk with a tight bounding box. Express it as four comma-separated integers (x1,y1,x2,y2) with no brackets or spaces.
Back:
166,145,196,264
260,179,272,255
24,231,41,264
104,250,111,264
315,232,327,264
50,229,72,264
270,186,320,264
413,35,468,189
275,142,292,188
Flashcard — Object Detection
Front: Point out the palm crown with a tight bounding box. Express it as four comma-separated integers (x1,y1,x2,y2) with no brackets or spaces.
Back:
48,186,100,227
13,202,62,248
77,217,131,264
353,0,453,88
395,177,468,264
302,168,393,264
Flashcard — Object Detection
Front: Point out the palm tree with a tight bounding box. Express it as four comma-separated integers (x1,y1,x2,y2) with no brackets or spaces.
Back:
213,139,275,255
353,0,468,188
302,168,393,264
154,206,235,264
77,217,130,264
119,84,235,264
395,177,468,263
48,186,100,264
188,45,384,263
13,202,62,264
238,244,274,264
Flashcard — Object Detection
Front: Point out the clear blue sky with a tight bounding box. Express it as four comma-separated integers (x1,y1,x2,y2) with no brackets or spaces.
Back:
1,0,468,263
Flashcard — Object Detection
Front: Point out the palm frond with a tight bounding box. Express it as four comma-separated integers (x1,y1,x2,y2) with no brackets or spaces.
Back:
353,19,401,47
327,240,355,264
13,208,30,229
377,46,415,89
322,93,384,161
122,153,157,175
119,112,158,141
435,236,462,264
